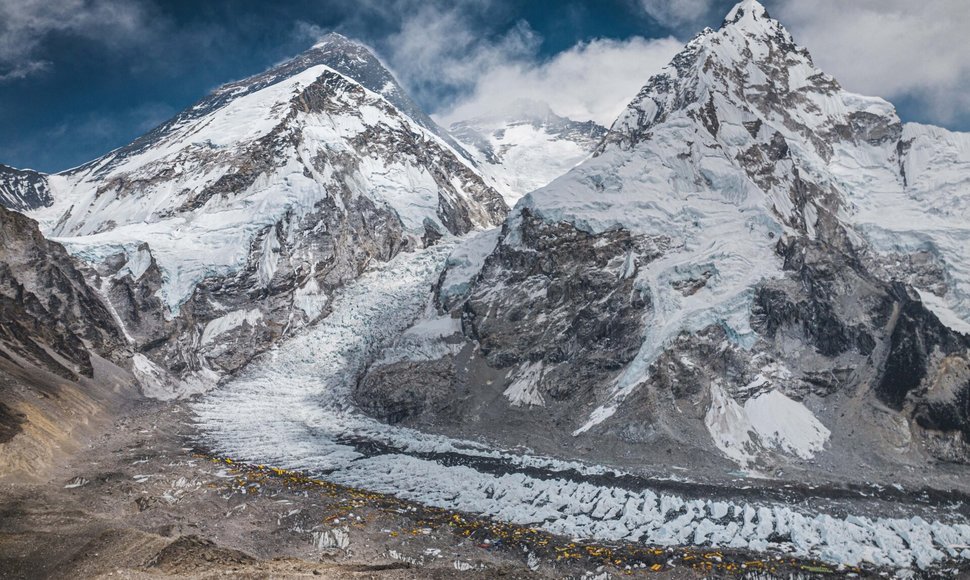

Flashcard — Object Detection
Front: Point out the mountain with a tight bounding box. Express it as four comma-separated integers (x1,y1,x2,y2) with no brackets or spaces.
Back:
21,34,507,394
356,0,970,481
0,164,51,212
0,205,134,477
449,100,608,203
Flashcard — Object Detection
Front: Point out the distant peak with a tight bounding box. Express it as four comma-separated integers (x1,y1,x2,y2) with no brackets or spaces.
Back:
722,0,772,27
312,32,355,49
309,32,379,60
485,99,558,122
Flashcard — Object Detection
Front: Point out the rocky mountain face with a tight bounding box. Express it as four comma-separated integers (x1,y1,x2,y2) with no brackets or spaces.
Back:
0,205,127,381
356,0,970,479
0,164,51,212
449,100,607,204
23,35,507,395
0,205,133,477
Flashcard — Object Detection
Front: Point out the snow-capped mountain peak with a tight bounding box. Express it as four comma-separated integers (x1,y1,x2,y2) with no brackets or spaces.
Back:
723,0,770,26
359,0,970,485
20,35,507,391
449,99,608,204
0,163,51,212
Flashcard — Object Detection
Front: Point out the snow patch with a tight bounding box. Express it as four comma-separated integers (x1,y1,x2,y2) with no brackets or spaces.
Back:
200,309,262,346
293,276,329,321
133,353,219,400
706,384,830,466
439,228,501,304
744,390,831,460
503,361,545,407
916,289,970,336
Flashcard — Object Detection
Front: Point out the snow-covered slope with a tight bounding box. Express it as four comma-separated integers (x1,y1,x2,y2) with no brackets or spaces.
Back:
0,164,51,212
449,100,607,204
26,34,507,391
358,0,970,477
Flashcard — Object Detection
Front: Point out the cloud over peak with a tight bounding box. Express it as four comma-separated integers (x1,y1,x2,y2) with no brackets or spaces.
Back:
776,0,970,126
0,0,153,82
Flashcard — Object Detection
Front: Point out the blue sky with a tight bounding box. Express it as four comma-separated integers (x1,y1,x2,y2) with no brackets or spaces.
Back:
1,0,968,173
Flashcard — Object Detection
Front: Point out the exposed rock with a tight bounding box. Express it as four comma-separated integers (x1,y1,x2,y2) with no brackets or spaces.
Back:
0,163,51,212
0,205,135,478
0,205,126,379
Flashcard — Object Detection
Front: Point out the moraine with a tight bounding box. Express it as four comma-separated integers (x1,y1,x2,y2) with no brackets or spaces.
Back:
194,239,970,573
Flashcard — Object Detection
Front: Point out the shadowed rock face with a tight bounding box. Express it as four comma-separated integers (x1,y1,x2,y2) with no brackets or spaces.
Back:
0,205,126,380
0,205,133,476
356,210,669,428
461,211,664,401
0,164,51,212
0,401,24,444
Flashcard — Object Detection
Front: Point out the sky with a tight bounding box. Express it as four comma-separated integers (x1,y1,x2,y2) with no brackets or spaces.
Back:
1,0,968,173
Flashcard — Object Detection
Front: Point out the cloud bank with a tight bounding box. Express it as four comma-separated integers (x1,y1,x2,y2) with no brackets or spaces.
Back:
436,36,682,126
0,0,151,81
361,2,681,127
776,0,970,126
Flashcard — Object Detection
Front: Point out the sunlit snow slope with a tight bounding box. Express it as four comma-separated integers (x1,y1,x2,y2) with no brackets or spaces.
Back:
20,34,507,391
449,100,608,204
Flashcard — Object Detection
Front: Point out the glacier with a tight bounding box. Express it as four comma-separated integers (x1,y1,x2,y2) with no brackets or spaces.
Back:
195,241,970,572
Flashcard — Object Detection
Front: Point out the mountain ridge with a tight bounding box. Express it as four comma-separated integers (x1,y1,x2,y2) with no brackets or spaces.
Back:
355,0,970,480
449,99,608,204
7,34,508,396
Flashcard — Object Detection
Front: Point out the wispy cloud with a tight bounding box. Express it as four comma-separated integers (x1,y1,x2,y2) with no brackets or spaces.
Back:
0,0,154,82
776,0,970,126
346,1,681,127
436,35,682,126
637,0,717,28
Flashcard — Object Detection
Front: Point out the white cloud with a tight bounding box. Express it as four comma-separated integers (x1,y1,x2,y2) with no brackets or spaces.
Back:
372,1,681,127
775,0,970,125
437,36,682,127
638,0,717,28
381,4,541,112
0,0,151,81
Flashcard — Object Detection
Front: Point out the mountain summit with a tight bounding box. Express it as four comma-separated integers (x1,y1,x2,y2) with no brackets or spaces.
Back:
450,99,608,204
723,0,771,25
357,0,970,484
17,35,508,394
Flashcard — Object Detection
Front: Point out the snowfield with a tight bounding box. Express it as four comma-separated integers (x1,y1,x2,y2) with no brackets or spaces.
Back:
195,243,970,573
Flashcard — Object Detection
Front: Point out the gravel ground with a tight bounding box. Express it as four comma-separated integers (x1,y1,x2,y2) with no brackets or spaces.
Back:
0,397,893,580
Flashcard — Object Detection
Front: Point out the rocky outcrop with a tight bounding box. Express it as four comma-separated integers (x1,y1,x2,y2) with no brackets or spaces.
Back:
356,211,666,424
0,206,126,379
0,205,134,478
0,164,51,212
